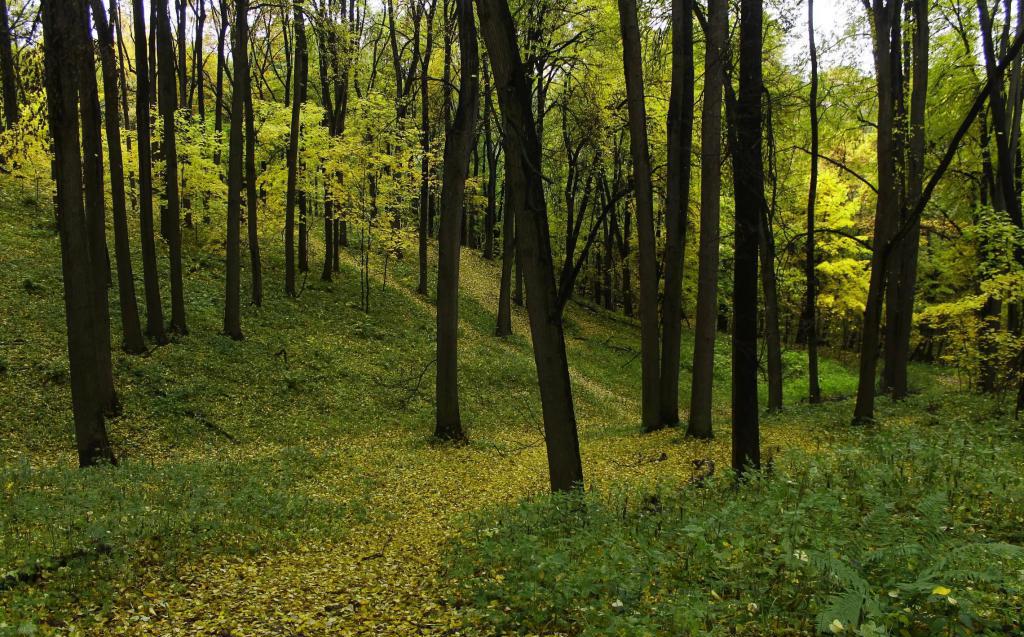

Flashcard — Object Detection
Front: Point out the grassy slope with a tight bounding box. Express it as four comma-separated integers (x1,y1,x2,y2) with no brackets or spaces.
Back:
0,176,983,635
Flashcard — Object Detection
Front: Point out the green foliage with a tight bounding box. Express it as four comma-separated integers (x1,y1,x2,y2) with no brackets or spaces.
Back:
447,406,1024,636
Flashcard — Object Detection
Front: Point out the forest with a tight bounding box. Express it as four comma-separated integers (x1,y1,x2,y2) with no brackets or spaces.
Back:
1,0,1024,633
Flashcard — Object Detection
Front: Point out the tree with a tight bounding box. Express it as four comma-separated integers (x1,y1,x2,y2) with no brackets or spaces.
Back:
688,0,726,439
417,0,437,294
802,0,822,404
245,27,263,306
476,0,584,492
91,0,147,355
617,0,661,433
131,0,169,344
730,0,762,473
285,0,308,297
0,0,18,129
660,0,694,427
157,0,188,334
434,0,479,441
41,0,117,467
224,0,248,340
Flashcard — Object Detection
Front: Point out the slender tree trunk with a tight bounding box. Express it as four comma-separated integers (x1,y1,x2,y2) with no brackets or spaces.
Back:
157,0,188,334
730,0,762,474
853,0,900,424
299,192,309,272
483,62,498,261
113,0,132,129
659,0,694,427
418,0,436,295
78,2,119,413
214,0,227,164
496,174,514,336
688,0,726,439
477,0,584,492
41,0,117,467
284,0,306,296
244,43,262,306
759,209,783,411
223,0,246,339
0,0,18,129
435,0,479,441
194,0,206,118
132,0,168,344
92,0,147,354
175,0,186,107
618,0,661,432
803,0,822,403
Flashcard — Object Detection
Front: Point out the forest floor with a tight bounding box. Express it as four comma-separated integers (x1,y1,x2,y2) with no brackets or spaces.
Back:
1,179,1021,636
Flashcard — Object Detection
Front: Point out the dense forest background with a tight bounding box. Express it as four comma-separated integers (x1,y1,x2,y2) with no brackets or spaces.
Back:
1,0,1024,634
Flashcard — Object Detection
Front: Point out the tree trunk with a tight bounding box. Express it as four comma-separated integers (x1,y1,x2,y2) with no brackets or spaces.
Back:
477,0,584,492
730,0,762,474
131,0,168,344
0,0,18,129
157,0,188,334
214,0,228,164
112,0,132,128
175,0,187,108
284,0,307,296
435,0,479,442
803,0,822,403
194,0,206,118
688,0,726,439
78,1,119,413
244,42,262,306
41,0,117,467
223,0,246,339
617,0,661,432
418,0,436,295
92,0,147,355
496,173,514,336
659,0,694,428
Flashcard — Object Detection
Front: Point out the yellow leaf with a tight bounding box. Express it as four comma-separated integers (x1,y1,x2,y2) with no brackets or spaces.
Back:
932,586,951,596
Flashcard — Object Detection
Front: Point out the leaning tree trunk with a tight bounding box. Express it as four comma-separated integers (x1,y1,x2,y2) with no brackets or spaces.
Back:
496,174,514,337
131,0,168,344
41,0,117,467
688,0,727,439
157,0,188,334
730,0,762,474
477,0,584,492
659,0,694,428
617,0,662,433
435,0,479,442
91,0,147,355
223,0,247,340
0,0,18,129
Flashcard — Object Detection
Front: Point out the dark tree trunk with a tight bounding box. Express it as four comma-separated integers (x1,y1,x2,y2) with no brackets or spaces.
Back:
477,0,584,492
803,0,822,403
854,0,901,424
214,0,227,164
759,207,783,411
157,0,188,334
496,173,514,336
730,0,762,474
112,0,132,128
435,0,479,442
618,0,661,432
92,0,147,355
483,61,498,261
41,0,117,467
78,1,119,413
659,0,694,428
131,0,168,344
244,43,262,306
418,0,436,295
299,192,309,273
175,0,186,107
223,0,246,339
284,0,306,296
688,0,726,439
0,0,18,129
194,0,206,118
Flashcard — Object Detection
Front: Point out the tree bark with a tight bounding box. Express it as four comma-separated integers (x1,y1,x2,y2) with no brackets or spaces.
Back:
803,0,822,403
435,0,479,442
688,0,726,439
157,0,188,334
223,0,247,339
92,0,147,355
131,0,168,344
284,0,307,296
477,0,584,492
496,172,514,336
617,0,662,432
418,0,436,295
0,0,18,129
41,0,117,467
659,0,694,427
244,41,262,306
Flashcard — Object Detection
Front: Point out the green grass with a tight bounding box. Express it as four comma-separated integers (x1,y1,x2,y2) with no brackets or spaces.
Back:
1,174,1021,636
